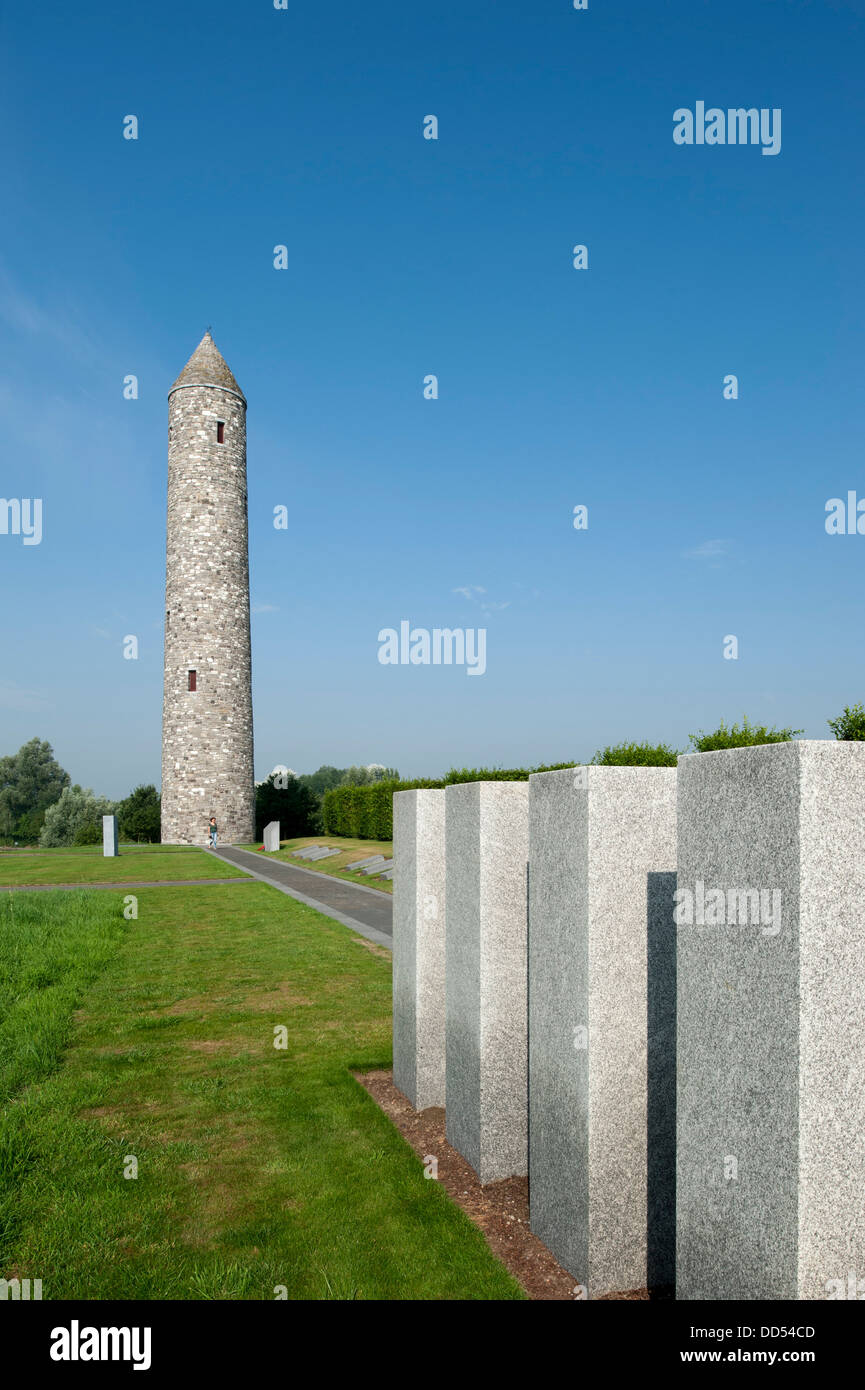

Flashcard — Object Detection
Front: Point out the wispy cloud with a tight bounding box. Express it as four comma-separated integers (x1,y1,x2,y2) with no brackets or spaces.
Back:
453,585,486,601
452,584,510,614
0,680,51,712
682,539,730,561
252,603,280,614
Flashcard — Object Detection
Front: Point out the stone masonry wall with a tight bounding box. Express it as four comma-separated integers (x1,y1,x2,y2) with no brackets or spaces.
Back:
161,379,254,844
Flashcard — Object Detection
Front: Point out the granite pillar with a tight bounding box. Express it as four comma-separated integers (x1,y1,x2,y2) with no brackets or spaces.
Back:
677,741,865,1300
102,814,118,857
445,780,530,1183
527,766,677,1297
393,789,447,1110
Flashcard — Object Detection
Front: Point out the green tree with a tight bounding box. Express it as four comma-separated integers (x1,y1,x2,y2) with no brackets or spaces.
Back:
255,773,321,840
117,784,161,842
689,717,801,753
10,807,47,843
591,741,680,767
297,765,344,798
337,764,401,787
39,786,116,848
827,703,865,741
0,738,70,837
365,764,400,782
339,765,374,787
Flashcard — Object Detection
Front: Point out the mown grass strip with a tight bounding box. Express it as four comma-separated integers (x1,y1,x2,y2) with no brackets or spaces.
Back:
0,882,523,1300
0,849,246,886
0,889,128,1105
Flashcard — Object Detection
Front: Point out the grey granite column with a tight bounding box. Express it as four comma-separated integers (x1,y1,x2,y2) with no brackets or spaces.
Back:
393,789,447,1109
677,741,865,1300
445,780,530,1183
527,766,677,1297
102,815,119,857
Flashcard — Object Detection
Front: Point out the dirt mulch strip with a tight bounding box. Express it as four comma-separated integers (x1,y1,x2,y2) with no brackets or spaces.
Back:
356,1068,649,1301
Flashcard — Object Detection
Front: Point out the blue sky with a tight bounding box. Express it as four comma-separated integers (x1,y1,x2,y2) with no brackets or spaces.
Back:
1,0,863,796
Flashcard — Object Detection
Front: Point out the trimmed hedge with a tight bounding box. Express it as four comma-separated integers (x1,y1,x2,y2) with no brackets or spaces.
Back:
322,779,436,840
321,763,577,841
321,712,811,842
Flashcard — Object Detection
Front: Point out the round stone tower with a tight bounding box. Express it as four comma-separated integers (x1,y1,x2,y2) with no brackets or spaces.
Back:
161,331,255,845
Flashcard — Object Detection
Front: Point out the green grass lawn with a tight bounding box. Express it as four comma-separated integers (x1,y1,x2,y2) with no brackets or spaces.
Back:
0,844,195,854
0,883,523,1300
239,835,394,895
0,847,246,886
0,891,128,1106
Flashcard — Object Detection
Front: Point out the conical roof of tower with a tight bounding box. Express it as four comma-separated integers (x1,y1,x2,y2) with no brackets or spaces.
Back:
170,330,246,402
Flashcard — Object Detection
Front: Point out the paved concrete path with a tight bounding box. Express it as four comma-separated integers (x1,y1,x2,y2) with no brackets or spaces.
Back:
0,879,254,892
208,846,393,949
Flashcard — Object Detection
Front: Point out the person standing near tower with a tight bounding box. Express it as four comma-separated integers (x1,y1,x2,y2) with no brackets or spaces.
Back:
161,331,255,845
209,816,218,848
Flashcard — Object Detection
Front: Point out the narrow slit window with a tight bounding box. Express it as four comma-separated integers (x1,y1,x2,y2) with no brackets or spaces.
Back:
216,421,225,444
188,669,197,692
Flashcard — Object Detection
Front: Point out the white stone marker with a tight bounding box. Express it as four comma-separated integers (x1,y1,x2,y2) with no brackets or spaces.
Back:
102,814,119,857
393,789,446,1110
263,820,280,852
527,766,677,1298
445,780,529,1183
677,741,865,1301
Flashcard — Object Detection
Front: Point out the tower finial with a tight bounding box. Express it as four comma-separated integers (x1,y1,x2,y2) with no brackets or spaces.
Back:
169,329,245,402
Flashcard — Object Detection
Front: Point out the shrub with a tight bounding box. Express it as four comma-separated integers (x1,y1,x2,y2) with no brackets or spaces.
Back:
441,763,576,784
73,819,103,846
688,717,801,753
590,741,679,767
39,786,116,848
827,703,865,741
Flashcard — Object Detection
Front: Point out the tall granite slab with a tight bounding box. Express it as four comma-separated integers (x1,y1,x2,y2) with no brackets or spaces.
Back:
393,789,447,1110
677,741,865,1300
263,820,280,852
445,780,530,1183
102,815,119,857
528,766,677,1297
